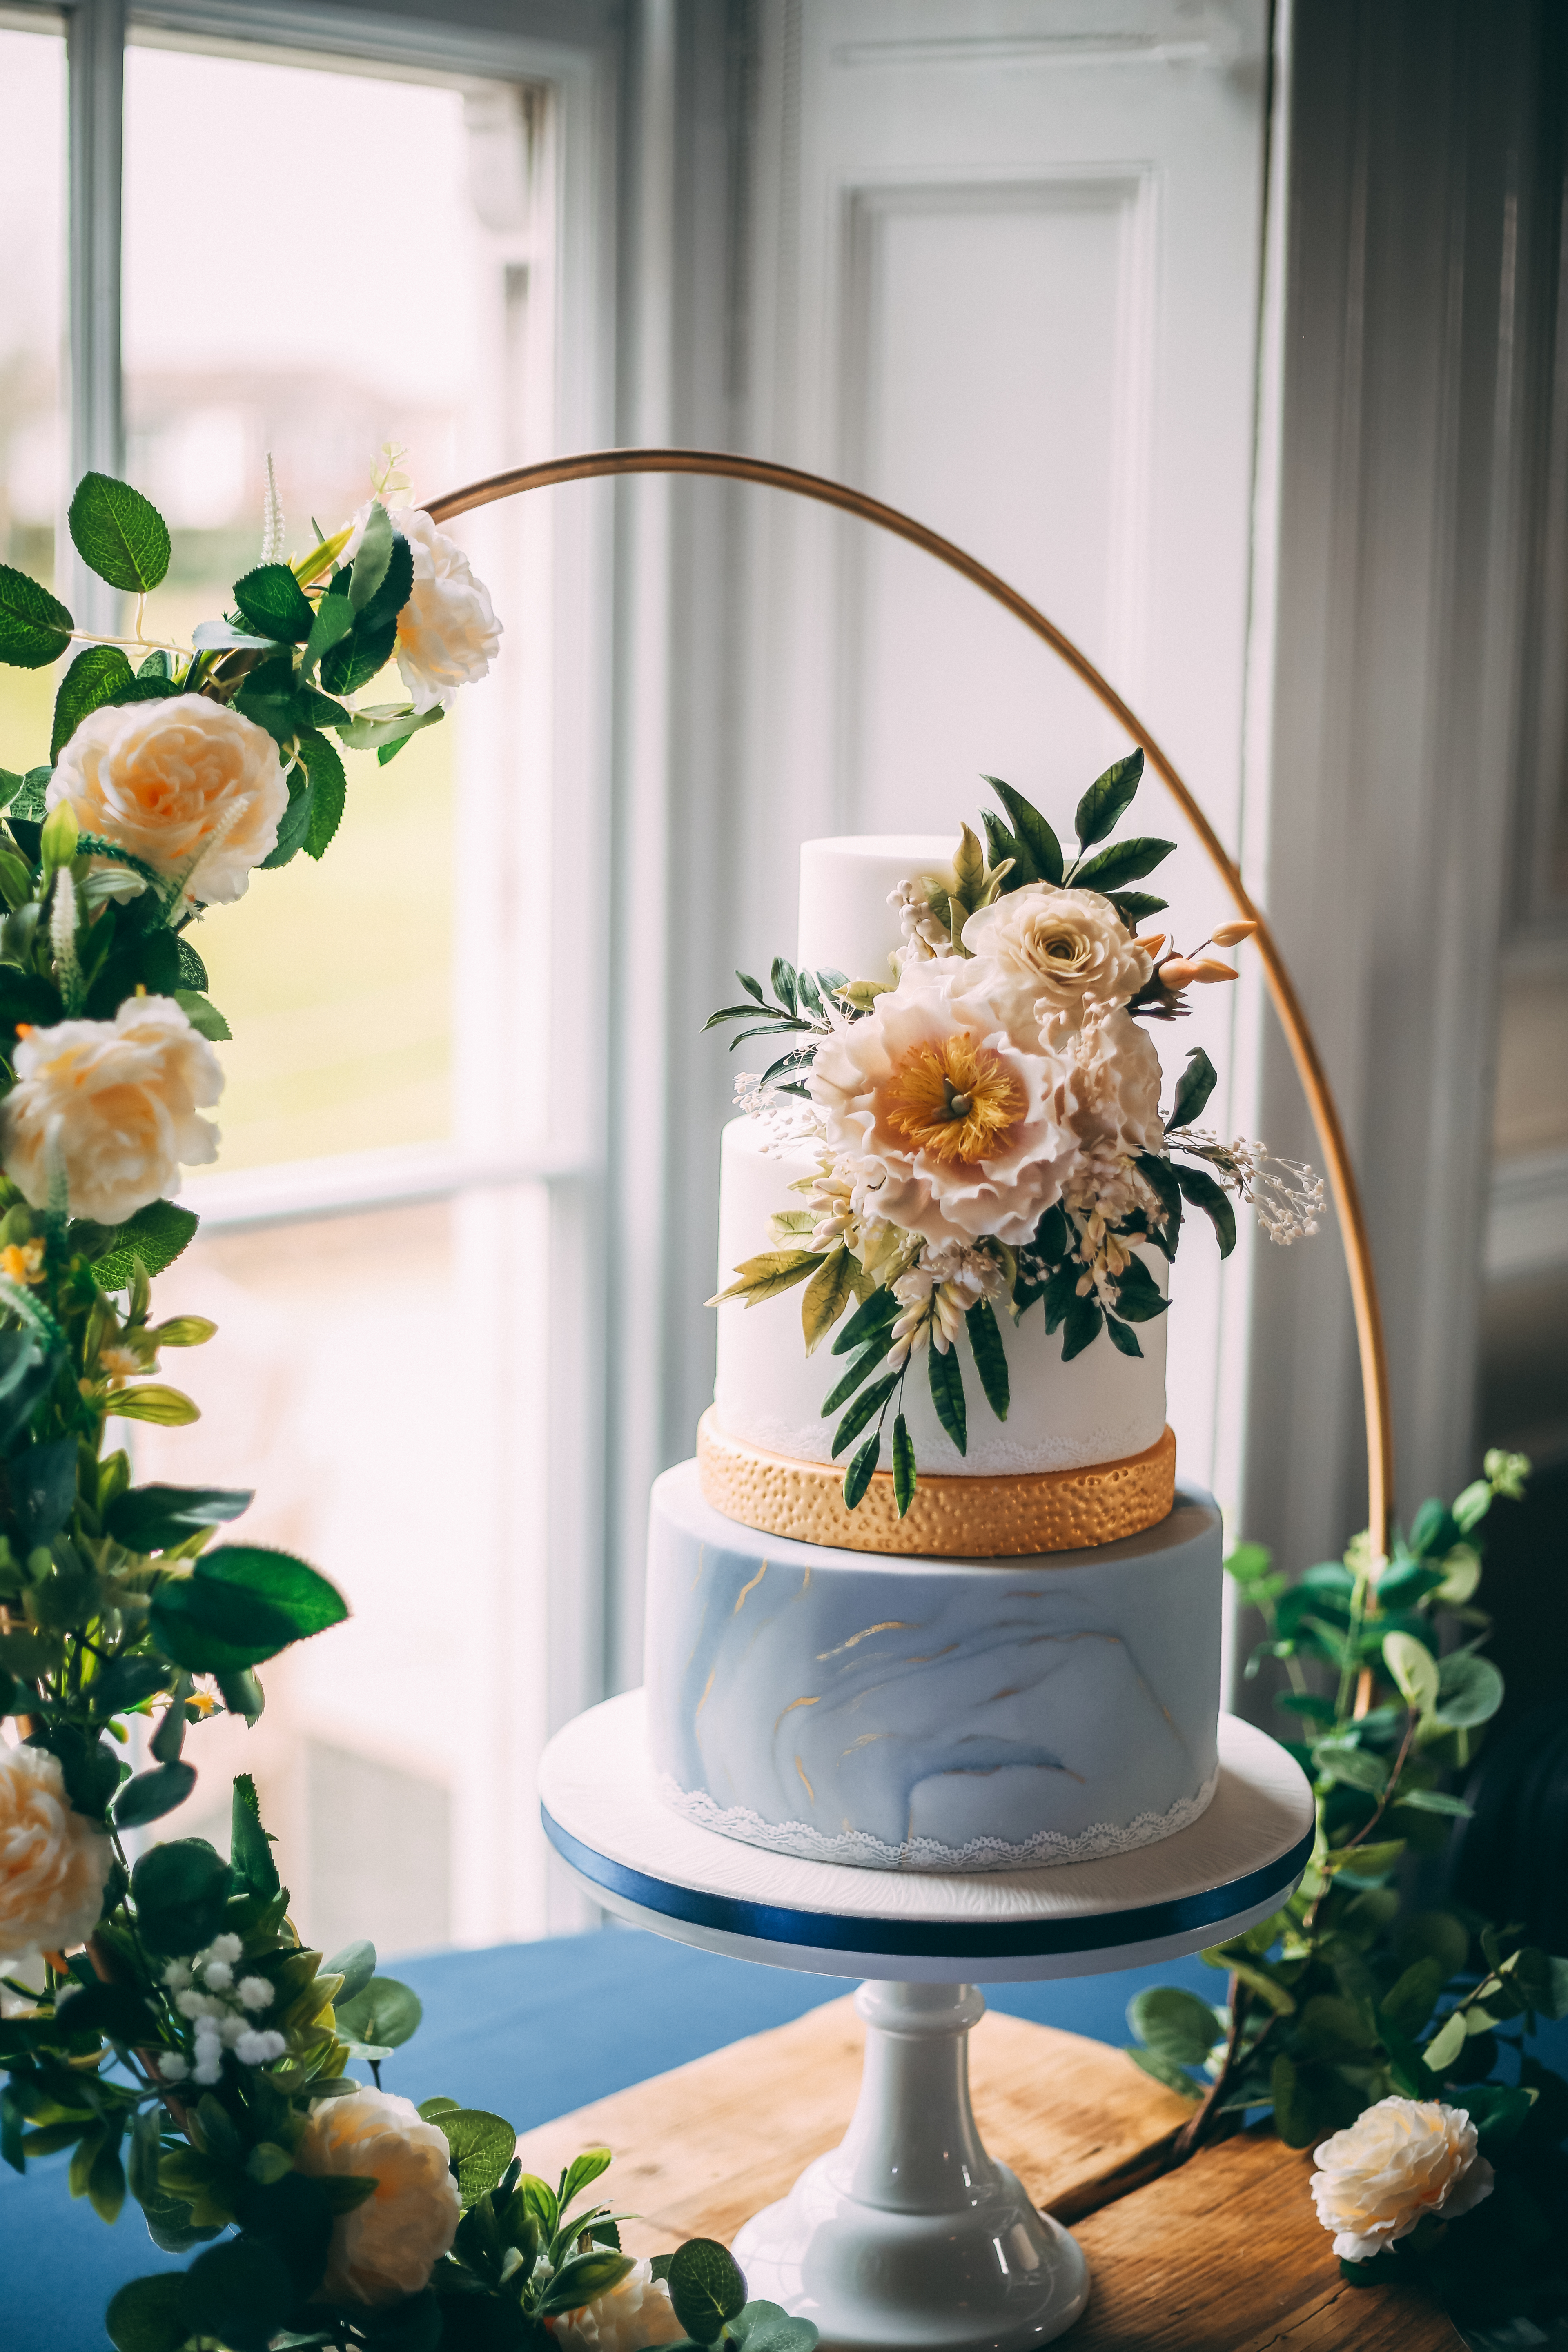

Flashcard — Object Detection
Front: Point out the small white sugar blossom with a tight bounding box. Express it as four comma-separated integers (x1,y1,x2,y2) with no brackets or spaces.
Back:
238,1975,274,2011
156,2051,189,2082
202,1958,233,1991
163,1959,192,1992
732,1069,820,1153
1310,2097,1494,2260
207,1935,243,1965
1179,1130,1326,1245
235,2029,286,2066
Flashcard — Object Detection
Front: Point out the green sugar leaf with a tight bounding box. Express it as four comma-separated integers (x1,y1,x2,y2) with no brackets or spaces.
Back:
1074,748,1144,848
1107,890,1169,927
1171,1162,1238,1258
801,1245,857,1354
0,563,74,668
68,472,171,595
51,644,135,760
831,1284,900,1356
928,1339,967,1455
842,1428,880,1510
1060,1295,1103,1361
832,1368,901,1459
1111,1254,1169,1323
1071,834,1177,891
984,776,1064,885
1167,1047,1218,1133
232,561,316,644
966,1296,1009,1419
1104,1312,1143,1357
891,1413,916,1517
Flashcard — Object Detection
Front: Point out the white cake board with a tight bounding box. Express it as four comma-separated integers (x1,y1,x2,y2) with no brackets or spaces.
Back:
539,1694,1312,2352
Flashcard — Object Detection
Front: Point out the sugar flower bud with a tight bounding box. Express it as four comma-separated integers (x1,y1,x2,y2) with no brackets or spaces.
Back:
0,995,221,1227
0,1744,112,1971
1310,2097,1493,2260
1210,919,1258,947
48,695,288,906
1187,958,1238,984
294,2089,462,2305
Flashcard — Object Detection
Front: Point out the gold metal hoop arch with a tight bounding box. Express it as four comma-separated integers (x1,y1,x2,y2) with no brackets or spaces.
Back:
427,448,1394,1555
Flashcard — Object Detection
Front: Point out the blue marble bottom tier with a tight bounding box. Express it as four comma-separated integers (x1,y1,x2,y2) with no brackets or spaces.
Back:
644,1460,1223,1874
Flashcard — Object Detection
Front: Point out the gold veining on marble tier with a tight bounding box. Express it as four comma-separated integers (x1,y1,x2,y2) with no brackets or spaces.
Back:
696,1410,1177,1559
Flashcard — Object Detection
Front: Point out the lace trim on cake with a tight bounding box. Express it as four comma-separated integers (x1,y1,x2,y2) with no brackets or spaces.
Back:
654,1766,1220,1875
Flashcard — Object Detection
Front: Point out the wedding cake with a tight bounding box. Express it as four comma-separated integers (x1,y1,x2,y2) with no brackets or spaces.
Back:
644,765,1321,1871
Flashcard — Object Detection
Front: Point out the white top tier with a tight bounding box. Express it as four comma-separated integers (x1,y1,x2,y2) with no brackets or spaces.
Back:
797,834,958,984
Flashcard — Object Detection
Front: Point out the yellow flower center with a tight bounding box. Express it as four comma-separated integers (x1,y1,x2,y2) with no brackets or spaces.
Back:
882,1034,1025,1165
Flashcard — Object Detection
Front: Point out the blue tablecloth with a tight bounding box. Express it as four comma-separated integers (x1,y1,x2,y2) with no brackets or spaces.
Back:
1,1927,1222,2347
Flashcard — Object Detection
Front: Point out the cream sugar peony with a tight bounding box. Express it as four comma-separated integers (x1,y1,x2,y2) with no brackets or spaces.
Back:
1310,2096,1494,2259
293,2088,463,2305
47,695,288,906
0,1743,113,1972
0,994,222,1227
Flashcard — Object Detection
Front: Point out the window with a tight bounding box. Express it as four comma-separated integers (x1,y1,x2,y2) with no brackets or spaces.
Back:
5,0,613,1956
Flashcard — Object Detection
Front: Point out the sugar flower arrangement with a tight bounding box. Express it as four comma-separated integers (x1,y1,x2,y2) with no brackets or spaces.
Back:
708,758,1325,1509
0,459,820,2351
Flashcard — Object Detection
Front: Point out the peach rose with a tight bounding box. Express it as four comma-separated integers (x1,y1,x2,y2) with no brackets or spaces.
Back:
293,2088,462,2305
345,506,502,713
48,696,288,907
0,996,222,1226
0,1742,113,1970
1310,2097,1494,2259
547,2259,689,2351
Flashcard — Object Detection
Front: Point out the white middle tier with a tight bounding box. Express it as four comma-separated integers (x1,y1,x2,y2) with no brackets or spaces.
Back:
714,1117,1167,1474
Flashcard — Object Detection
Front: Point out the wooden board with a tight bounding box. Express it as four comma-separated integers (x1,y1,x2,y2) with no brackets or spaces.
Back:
514,1994,1465,2352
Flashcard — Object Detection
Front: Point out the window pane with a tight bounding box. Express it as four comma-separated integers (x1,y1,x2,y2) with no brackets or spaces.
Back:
0,23,66,774
122,43,521,1167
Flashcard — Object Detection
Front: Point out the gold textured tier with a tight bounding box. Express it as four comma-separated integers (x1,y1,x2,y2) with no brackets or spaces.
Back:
696,1410,1177,1559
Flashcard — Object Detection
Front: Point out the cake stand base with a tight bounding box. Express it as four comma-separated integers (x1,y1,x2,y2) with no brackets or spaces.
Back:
539,1694,1314,2351
731,1979,1088,2351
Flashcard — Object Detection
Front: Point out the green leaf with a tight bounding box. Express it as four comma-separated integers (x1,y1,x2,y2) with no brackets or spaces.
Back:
109,1384,200,1426
88,2131,128,2223
1382,1630,1439,1717
891,1413,916,1517
1422,2010,1467,2071
92,1201,200,1290
230,1771,280,1897
1111,1254,1169,1323
709,1249,824,1308
437,2109,517,2205
232,563,316,644
831,1285,900,1356
1125,2043,1204,2098
1074,748,1144,848
176,937,208,990
725,2306,823,2352
150,1543,348,1673
1071,835,1177,891
1167,1048,1218,1133
1313,1737,1389,1794
0,563,73,668
1127,1984,1224,2069
113,1761,196,1828
325,1939,377,2006
1380,1958,1445,2039
172,988,231,1042
107,2274,191,2352
1104,1312,1142,1358
541,2251,637,2318
820,1332,895,1416
966,1297,1009,1419
927,1339,967,1454
983,777,1064,885
298,729,347,861
347,500,394,612
107,1482,253,1553
182,2234,296,2352
1171,1162,1237,1257
1432,1651,1503,1729
69,473,171,595
1060,1295,1103,1361
801,1247,857,1354
832,1369,901,1459
51,644,135,760
131,1837,232,1957
668,2238,748,2341
843,1429,880,1510
1392,1787,1473,1819
557,2145,613,2219
981,811,1031,885
335,1974,422,2050
1107,890,1168,927
1270,2053,1320,2148
335,704,443,754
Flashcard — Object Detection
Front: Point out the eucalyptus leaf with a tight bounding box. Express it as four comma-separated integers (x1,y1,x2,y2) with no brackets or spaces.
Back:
334,1974,422,2050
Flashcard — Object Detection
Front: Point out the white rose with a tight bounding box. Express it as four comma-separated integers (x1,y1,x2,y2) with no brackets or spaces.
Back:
961,885,1150,1040
546,2258,688,2352
346,505,502,713
1310,2097,1494,2260
0,996,222,1226
808,958,1077,1248
293,2088,462,2305
0,1743,113,1971
48,696,288,907
1047,1007,1164,1160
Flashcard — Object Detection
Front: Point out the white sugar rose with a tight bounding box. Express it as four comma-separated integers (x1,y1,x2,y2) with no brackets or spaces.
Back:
961,885,1150,1040
546,2258,688,2351
293,2088,462,2305
345,505,502,713
48,695,288,907
808,958,1077,1248
1310,2097,1494,2260
0,1743,113,1971
1047,1007,1164,1160
0,996,222,1226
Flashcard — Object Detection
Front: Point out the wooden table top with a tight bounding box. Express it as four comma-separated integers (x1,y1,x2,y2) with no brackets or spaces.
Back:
514,1992,1464,2352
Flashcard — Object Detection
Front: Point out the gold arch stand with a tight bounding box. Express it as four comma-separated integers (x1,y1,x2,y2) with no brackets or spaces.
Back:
426,448,1394,1556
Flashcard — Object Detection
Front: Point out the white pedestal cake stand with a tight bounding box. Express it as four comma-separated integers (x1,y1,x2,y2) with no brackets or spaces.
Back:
539,1691,1313,2352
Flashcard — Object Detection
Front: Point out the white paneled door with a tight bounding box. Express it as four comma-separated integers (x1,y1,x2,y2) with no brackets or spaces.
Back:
712,2,1273,1552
